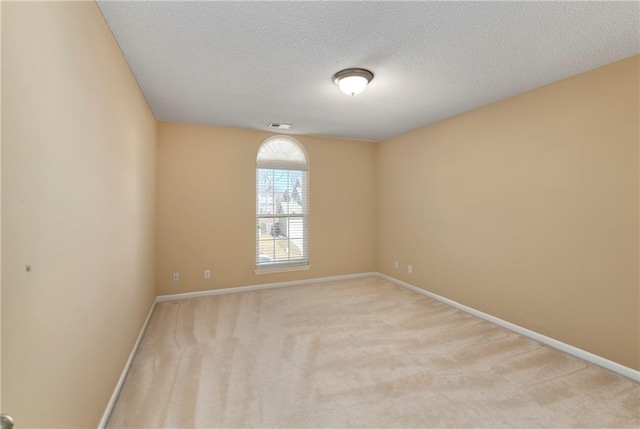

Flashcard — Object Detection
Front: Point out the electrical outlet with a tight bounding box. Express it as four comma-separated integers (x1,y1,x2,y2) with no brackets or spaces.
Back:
172,272,179,282
394,261,399,269
204,269,211,279
408,265,412,274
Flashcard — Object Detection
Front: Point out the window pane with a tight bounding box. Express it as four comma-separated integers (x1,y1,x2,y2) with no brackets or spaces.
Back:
273,169,288,216
257,168,275,215
287,217,304,239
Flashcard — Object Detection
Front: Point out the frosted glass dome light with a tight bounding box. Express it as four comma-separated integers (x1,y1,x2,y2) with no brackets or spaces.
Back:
332,68,374,96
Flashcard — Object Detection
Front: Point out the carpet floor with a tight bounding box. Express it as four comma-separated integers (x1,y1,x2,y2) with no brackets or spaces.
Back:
106,276,640,428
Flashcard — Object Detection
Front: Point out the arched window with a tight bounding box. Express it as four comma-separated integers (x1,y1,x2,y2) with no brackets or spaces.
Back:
256,136,308,270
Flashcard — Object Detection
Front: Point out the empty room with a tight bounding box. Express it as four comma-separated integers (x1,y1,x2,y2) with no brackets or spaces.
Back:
1,1,639,428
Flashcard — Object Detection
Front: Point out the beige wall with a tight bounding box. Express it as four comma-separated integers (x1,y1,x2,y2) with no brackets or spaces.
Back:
2,2,156,427
156,123,377,295
378,55,639,370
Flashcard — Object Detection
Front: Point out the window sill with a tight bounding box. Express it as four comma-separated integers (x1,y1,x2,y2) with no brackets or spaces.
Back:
254,265,311,275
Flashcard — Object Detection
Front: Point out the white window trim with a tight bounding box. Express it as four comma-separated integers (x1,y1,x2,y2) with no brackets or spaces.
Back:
255,136,309,272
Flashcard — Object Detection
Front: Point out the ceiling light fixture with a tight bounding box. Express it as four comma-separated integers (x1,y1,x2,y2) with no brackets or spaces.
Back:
332,68,374,96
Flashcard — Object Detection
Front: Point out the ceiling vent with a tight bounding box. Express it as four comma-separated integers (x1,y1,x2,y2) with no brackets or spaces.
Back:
268,123,293,130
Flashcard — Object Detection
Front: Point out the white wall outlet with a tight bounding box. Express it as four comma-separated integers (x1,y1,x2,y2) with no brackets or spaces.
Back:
407,265,412,274
204,269,211,279
172,272,179,282
394,261,399,269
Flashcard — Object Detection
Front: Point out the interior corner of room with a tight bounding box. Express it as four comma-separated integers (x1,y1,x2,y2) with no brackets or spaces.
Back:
1,1,638,428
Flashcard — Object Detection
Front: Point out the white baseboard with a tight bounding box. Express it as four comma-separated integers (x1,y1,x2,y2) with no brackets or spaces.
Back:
156,272,378,302
97,300,157,429
377,272,640,382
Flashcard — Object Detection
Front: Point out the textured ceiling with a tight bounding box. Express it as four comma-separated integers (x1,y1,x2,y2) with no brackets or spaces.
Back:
97,1,639,142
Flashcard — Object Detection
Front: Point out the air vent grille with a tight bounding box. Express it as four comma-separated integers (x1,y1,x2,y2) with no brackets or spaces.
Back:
268,123,293,130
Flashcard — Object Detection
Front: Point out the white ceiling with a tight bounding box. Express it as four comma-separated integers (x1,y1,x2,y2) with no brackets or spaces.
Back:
97,1,639,142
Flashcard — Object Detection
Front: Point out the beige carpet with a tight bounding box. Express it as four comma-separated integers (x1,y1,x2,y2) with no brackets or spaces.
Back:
106,276,640,428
